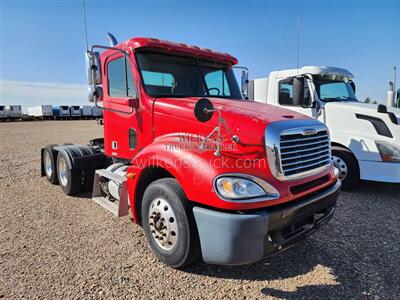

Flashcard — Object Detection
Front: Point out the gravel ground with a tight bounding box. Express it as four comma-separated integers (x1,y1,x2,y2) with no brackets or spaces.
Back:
0,120,399,299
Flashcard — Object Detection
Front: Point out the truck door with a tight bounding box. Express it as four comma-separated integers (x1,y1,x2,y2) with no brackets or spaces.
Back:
276,77,318,118
103,54,141,160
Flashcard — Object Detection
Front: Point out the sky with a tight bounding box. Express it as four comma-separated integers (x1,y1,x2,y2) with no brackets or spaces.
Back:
0,0,399,110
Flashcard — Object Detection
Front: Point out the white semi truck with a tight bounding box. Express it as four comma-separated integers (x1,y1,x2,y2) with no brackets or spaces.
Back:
249,66,400,189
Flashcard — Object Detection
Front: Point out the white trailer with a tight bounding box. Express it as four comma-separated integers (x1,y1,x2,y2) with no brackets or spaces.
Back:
81,105,93,118
28,105,54,119
248,66,400,189
70,106,82,118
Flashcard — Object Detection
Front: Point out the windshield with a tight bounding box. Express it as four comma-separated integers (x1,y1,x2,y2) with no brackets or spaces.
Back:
313,75,358,102
136,51,242,99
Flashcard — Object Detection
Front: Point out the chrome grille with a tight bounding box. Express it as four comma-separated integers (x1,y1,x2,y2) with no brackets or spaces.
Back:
279,129,331,178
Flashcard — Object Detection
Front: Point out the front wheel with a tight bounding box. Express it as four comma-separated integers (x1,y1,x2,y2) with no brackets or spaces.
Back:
141,178,200,268
332,146,359,190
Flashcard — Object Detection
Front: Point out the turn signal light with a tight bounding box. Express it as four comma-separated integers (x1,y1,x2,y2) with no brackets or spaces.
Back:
126,172,136,180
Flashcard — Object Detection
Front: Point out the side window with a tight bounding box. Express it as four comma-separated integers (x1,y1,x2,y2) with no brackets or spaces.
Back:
205,70,231,96
108,56,136,98
278,78,309,106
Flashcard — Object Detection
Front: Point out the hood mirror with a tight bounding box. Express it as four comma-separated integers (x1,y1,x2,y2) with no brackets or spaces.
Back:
194,98,214,122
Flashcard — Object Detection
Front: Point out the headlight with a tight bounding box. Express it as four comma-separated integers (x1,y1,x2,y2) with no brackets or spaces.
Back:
215,176,280,201
376,141,400,162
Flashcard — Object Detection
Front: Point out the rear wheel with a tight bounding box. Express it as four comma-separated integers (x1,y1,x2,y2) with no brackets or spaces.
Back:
141,178,200,268
56,152,82,195
43,147,58,184
332,146,359,190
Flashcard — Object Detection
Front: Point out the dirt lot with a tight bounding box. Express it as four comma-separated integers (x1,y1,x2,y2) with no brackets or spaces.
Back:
0,120,399,299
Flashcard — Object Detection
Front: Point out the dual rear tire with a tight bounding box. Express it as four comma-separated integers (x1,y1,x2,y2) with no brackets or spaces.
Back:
42,148,93,195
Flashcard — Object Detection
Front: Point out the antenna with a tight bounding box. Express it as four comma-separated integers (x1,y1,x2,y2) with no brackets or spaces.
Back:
82,0,89,51
296,16,301,73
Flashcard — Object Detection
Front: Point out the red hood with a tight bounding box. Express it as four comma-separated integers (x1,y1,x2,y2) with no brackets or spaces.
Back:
153,97,311,149
205,97,310,123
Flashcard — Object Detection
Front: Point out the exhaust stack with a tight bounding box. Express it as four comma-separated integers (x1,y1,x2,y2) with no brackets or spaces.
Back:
106,32,118,46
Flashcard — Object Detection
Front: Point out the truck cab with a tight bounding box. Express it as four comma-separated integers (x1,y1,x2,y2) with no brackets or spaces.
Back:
41,38,340,268
250,66,400,189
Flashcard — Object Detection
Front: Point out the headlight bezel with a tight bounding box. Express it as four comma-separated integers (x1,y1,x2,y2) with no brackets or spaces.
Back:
213,173,280,203
376,141,400,163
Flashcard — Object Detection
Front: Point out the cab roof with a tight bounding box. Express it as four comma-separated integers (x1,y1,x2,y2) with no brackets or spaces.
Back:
272,66,354,79
106,37,238,65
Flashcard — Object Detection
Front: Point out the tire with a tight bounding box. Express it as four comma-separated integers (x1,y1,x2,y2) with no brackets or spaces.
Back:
43,146,58,184
56,152,82,195
332,146,359,190
141,178,200,268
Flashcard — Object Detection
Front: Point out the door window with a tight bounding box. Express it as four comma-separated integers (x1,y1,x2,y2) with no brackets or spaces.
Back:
107,56,136,98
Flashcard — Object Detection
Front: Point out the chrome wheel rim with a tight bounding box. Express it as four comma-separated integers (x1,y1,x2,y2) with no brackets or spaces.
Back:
44,151,52,178
332,155,348,181
58,157,68,186
148,198,178,251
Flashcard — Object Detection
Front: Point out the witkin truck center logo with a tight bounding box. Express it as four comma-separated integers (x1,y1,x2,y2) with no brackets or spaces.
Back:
165,133,238,152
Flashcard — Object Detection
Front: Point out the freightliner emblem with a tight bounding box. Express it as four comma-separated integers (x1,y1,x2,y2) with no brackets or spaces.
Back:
302,128,318,136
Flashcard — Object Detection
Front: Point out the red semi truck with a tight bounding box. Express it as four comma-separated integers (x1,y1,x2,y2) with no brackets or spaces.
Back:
41,35,341,268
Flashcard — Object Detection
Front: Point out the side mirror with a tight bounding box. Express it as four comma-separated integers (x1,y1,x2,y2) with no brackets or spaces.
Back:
194,98,214,122
85,51,102,85
241,70,249,98
88,86,103,102
292,77,305,106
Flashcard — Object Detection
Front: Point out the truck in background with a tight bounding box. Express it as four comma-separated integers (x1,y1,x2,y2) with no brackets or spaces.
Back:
28,105,54,120
40,36,340,268
70,105,82,118
52,105,71,119
249,66,400,189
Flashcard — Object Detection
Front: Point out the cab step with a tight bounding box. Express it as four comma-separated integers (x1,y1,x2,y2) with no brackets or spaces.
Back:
92,168,129,217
